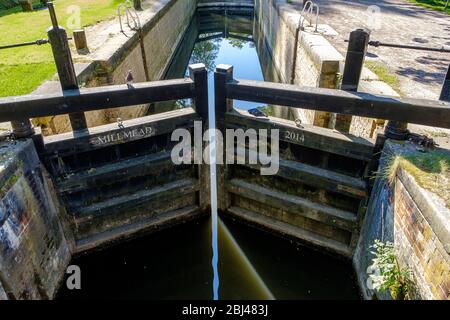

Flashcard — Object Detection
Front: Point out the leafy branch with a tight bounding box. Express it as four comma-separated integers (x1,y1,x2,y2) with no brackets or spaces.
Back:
369,240,415,300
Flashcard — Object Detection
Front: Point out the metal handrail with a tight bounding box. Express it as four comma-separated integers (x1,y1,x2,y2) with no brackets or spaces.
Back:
118,3,142,36
299,0,319,32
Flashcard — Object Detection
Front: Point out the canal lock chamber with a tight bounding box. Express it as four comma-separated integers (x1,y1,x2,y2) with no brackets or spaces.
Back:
53,5,364,300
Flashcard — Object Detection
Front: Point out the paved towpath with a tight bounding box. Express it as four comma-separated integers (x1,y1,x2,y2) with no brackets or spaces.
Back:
307,0,450,146
311,0,450,100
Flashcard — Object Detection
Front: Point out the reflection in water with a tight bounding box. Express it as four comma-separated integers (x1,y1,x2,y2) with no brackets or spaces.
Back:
218,218,275,300
156,8,268,113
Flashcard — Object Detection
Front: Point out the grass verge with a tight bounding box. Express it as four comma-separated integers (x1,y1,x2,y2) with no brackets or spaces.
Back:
365,61,402,95
408,0,450,15
386,150,450,208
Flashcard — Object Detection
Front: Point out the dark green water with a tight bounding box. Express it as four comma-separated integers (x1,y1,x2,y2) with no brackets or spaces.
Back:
58,8,360,300
58,216,359,299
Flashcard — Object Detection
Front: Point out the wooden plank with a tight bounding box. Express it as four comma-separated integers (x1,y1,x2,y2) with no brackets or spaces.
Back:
73,178,199,222
43,108,199,157
226,179,357,231
336,29,370,132
224,109,374,161
226,206,352,258
47,8,88,130
56,151,172,193
236,151,367,198
0,78,194,122
226,80,450,128
75,205,202,253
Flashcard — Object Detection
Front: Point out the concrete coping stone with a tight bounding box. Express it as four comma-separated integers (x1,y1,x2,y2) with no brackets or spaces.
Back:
275,1,343,71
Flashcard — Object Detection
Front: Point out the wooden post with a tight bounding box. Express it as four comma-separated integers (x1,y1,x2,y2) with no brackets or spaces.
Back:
73,29,88,52
189,64,209,210
439,63,450,102
133,0,143,11
19,0,33,12
290,26,301,85
214,65,233,211
384,120,409,140
335,28,370,132
189,63,208,120
214,64,234,122
11,120,34,138
47,2,87,131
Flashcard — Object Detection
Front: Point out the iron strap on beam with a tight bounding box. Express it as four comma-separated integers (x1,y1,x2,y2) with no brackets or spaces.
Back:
226,79,450,129
0,38,74,50
344,39,450,53
0,79,195,122
0,39,49,50
368,41,450,53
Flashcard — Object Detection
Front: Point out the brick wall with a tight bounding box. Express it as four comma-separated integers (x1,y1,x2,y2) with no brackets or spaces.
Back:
354,141,450,300
394,169,450,300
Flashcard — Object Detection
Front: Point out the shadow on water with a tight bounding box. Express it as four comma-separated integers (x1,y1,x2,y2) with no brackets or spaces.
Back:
58,216,359,299
56,216,273,300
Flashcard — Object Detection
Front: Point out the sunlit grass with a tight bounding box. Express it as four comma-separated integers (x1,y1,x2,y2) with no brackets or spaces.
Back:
0,0,123,97
408,0,450,15
365,61,402,95
0,62,56,97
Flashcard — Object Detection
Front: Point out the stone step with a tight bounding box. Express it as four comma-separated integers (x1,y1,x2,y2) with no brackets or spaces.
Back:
224,108,375,162
227,206,353,258
75,205,203,253
227,179,357,231
56,151,174,194
73,178,199,223
237,150,367,199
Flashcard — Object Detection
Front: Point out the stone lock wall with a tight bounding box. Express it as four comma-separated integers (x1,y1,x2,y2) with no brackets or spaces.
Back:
254,0,342,126
348,73,399,139
0,140,72,299
354,141,450,300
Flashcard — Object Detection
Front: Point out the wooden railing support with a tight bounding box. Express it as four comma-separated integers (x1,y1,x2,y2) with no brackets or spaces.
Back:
189,63,209,120
384,120,409,140
73,29,88,52
335,28,370,132
214,65,234,211
47,2,87,131
11,120,34,138
19,0,33,12
214,64,234,121
133,0,143,11
190,64,210,210
439,63,450,102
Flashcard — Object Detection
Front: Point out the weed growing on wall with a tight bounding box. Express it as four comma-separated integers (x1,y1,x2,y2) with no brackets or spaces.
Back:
369,240,414,300
386,151,450,208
